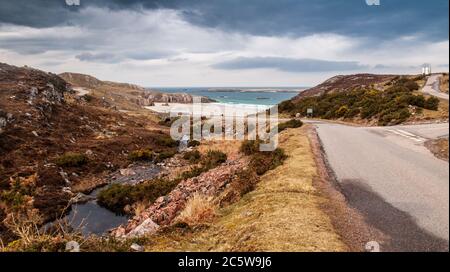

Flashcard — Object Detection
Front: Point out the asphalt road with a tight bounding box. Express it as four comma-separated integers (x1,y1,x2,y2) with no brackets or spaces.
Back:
312,121,449,251
422,74,449,100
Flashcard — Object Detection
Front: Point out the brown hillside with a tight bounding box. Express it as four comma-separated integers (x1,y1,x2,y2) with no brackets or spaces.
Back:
0,63,176,242
293,74,396,100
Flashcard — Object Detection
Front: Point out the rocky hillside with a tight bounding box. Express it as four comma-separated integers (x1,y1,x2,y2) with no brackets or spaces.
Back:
281,73,446,126
58,72,103,89
0,63,178,242
59,72,214,111
293,74,395,101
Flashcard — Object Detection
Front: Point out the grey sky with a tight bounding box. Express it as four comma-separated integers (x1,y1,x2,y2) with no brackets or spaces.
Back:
0,0,448,86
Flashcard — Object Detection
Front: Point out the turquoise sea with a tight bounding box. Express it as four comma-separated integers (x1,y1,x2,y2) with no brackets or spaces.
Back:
149,87,307,106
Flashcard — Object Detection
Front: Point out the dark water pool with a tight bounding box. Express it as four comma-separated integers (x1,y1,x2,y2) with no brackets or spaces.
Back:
60,164,162,236
65,200,128,236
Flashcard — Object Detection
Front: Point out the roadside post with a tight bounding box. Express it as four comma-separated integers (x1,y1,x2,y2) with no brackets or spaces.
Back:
307,108,313,118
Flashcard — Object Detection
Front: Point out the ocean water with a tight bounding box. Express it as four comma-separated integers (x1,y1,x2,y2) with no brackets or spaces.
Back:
149,87,306,106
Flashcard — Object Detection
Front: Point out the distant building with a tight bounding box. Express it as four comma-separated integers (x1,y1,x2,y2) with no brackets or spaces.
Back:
422,64,432,75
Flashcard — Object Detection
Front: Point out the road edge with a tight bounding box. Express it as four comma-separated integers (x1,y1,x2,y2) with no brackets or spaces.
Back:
306,125,386,252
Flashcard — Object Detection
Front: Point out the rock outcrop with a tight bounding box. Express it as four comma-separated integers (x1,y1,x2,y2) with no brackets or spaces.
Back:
138,92,212,104
0,110,12,134
0,63,68,132
1,63,67,105
113,158,248,237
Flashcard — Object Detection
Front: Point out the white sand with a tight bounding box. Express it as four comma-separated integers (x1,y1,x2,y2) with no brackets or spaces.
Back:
145,102,274,117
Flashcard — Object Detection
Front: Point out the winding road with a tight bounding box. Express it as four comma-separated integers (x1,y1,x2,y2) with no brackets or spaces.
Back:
422,74,449,100
311,120,449,251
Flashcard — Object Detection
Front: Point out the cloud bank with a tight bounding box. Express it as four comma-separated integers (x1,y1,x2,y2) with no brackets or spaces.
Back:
0,0,448,86
213,57,367,72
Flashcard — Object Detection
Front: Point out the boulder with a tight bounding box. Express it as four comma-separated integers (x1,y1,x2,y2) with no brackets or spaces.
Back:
0,110,12,134
126,218,160,238
120,168,136,176
130,243,144,252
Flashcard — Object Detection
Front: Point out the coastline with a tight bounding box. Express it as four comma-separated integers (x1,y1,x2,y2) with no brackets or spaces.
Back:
148,87,303,106
145,102,273,117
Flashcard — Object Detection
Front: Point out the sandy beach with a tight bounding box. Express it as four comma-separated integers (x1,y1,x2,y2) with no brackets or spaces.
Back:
145,102,273,117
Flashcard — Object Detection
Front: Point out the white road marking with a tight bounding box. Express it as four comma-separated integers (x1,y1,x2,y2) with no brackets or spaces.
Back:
387,129,427,143
396,129,417,137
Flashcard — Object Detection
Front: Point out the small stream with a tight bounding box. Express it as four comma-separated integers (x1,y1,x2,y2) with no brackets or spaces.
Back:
59,163,163,236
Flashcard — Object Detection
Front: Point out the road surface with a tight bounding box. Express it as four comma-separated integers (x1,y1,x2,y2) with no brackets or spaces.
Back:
312,121,449,251
422,74,449,100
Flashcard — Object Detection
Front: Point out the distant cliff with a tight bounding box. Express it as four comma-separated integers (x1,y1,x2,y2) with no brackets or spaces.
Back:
59,72,214,108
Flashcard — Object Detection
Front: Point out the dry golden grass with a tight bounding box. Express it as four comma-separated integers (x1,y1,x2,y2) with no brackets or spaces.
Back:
133,202,149,217
425,138,449,161
176,194,217,226
197,140,242,161
145,126,347,252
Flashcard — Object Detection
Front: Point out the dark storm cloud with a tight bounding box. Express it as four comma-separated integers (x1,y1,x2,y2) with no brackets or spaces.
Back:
213,57,367,72
0,0,176,28
0,0,80,28
0,0,448,41
181,0,449,41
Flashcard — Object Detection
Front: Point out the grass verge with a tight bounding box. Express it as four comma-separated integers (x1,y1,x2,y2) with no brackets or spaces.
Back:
144,126,347,252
